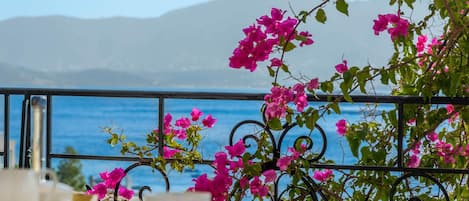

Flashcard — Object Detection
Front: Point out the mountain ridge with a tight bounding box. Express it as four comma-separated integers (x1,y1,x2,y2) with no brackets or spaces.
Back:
0,0,407,89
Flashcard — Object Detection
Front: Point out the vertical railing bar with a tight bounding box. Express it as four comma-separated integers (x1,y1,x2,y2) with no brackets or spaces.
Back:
25,94,32,168
3,94,10,168
158,97,165,157
397,103,404,168
46,95,52,168
19,94,31,168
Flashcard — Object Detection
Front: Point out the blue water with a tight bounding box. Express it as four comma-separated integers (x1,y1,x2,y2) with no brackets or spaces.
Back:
0,94,395,192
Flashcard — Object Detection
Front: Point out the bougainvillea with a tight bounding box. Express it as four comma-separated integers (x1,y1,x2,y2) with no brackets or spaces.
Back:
191,0,468,200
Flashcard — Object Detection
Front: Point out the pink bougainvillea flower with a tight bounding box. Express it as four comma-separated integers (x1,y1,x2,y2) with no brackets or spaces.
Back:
372,14,389,35
104,168,125,188
426,37,442,54
163,113,173,134
163,146,181,159
202,114,217,128
190,174,212,192
459,144,469,157
335,60,348,74
407,118,416,126
262,169,277,183
118,186,134,200
174,129,187,140
225,139,246,158
435,141,457,164
312,169,333,182
250,176,269,197
175,117,191,129
164,113,172,125
372,14,409,40
229,24,270,72
444,155,455,164
239,177,249,188
426,131,439,142
270,58,283,67
449,112,459,123
416,34,427,53
276,156,292,171
387,15,409,40
229,158,244,172
287,147,302,160
307,78,319,91
190,108,203,121
411,141,421,155
264,86,294,120
270,7,283,21
298,31,314,47
292,84,308,112
87,183,108,199
335,119,347,136
408,154,420,168
446,104,454,114
213,152,229,173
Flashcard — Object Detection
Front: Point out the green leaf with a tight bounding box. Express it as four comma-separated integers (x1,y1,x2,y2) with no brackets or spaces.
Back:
380,69,389,85
267,67,275,77
388,69,397,84
320,81,334,93
346,133,360,158
284,42,296,52
298,11,309,23
340,82,353,102
268,118,283,130
305,110,319,130
329,102,341,114
336,0,349,16
404,0,415,8
315,8,327,24
281,64,290,73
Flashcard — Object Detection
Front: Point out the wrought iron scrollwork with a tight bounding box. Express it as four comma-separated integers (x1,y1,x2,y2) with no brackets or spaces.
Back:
86,159,170,201
389,172,450,201
113,160,170,201
228,108,329,201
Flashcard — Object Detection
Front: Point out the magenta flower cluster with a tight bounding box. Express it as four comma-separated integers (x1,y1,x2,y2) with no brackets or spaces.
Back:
229,8,313,72
407,105,463,168
372,13,409,41
264,84,310,120
312,169,333,183
156,108,217,159
415,34,443,68
276,145,306,171
335,60,348,74
335,119,347,136
87,168,134,200
189,140,277,200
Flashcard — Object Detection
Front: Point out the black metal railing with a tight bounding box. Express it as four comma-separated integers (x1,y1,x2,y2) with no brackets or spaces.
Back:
1,87,468,200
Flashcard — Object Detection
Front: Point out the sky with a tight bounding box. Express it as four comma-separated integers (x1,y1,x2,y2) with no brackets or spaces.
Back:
0,0,213,20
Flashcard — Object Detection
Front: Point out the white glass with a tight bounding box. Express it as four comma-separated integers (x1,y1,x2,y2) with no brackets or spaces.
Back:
0,169,73,201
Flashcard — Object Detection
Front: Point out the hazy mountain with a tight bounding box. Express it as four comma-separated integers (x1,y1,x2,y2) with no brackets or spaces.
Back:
0,0,421,89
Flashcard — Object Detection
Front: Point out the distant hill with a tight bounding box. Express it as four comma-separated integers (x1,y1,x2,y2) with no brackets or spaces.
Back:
0,0,420,89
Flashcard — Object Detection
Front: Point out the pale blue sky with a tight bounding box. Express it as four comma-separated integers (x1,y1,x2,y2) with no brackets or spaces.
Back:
0,0,212,20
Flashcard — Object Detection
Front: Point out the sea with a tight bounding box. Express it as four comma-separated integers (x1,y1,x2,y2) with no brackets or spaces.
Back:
0,91,395,193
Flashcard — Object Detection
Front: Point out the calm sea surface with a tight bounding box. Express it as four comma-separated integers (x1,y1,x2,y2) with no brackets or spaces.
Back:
0,94,393,192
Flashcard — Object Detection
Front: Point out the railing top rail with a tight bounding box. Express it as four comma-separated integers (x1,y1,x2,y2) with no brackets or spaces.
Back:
0,87,468,104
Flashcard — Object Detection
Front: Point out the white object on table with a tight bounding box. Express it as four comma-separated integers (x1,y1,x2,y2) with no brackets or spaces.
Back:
142,192,212,201
0,169,57,201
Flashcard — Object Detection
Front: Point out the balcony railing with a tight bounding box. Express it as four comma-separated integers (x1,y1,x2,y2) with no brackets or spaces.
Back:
1,87,468,200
